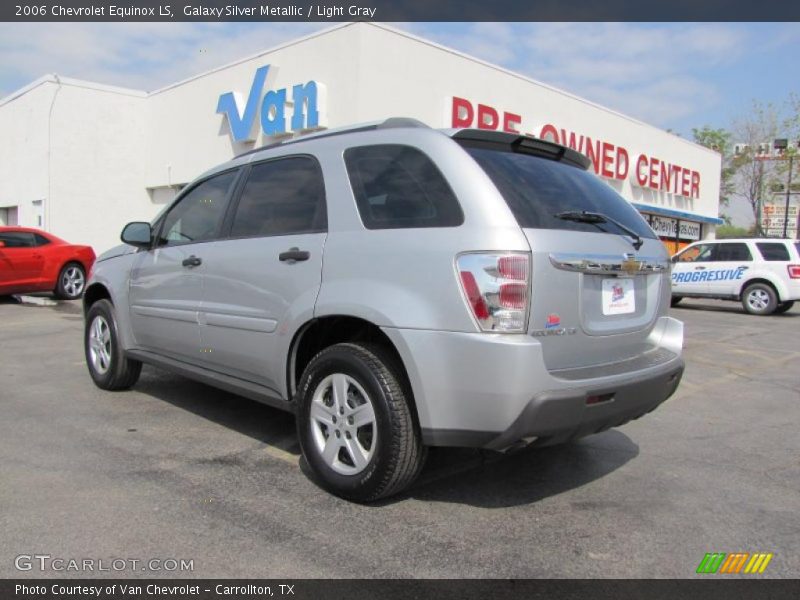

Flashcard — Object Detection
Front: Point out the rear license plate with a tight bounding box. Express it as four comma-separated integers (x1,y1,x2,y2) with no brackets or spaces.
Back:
602,278,635,315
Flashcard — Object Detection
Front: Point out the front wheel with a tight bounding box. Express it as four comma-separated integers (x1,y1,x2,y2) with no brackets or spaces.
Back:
85,299,142,390
774,301,795,314
741,283,778,316
55,262,86,300
296,343,426,502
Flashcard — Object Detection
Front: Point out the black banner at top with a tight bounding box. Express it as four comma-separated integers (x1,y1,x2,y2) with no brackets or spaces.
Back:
3,0,800,22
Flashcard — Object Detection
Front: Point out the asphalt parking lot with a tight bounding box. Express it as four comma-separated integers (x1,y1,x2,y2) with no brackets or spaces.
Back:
1,296,798,578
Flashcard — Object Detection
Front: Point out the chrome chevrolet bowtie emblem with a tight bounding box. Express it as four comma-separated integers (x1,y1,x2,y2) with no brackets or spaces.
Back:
620,253,642,275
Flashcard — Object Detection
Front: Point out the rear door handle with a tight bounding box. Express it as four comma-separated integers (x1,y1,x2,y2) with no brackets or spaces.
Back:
279,247,310,262
182,255,202,268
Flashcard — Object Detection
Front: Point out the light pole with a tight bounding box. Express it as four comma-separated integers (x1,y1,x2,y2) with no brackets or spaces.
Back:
773,139,796,239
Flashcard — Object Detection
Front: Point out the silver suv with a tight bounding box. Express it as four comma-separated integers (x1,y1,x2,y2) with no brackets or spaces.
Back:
83,119,684,501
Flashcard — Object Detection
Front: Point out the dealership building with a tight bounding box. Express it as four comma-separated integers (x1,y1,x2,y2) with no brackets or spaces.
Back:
0,22,722,254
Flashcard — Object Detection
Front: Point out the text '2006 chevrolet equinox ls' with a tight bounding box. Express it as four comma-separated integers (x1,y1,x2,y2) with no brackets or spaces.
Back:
83,118,684,501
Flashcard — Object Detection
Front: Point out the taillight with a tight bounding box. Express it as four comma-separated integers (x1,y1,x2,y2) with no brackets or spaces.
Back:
457,253,530,332
788,265,800,279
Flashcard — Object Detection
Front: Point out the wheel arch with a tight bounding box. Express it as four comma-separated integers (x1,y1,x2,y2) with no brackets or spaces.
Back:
287,315,420,424
82,282,113,317
740,277,782,301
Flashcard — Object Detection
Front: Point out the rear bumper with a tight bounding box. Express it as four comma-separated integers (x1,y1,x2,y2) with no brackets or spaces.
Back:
382,316,684,450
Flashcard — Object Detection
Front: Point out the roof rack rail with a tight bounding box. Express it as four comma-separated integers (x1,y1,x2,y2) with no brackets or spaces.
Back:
235,117,431,159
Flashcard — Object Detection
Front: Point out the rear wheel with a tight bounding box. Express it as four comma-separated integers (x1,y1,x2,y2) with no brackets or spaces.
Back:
670,296,683,307
774,301,795,314
85,299,142,390
55,262,86,300
296,342,426,502
741,283,778,316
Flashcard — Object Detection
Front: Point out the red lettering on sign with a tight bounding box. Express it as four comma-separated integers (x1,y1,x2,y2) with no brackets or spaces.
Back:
690,171,700,198
540,124,559,143
681,169,691,197
660,161,672,192
503,112,521,133
649,158,660,190
477,104,499,130
616,146,629,179
636,154,649,187
601,142,615,178
585,137,601,175
451,97,473,128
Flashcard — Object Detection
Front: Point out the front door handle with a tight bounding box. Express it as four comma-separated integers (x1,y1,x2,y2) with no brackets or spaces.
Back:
182,255,202,268
279,247,310,262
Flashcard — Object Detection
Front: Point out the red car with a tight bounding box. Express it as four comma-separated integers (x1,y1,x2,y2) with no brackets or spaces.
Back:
0,227,95,300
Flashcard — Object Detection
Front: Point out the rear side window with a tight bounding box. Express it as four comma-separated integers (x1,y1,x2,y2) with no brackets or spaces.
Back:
714,243,752,262
462,144,656,238
344,144,463,229
756,242,790,261
33,234,50,246
230,157,326,238
0,232,36,247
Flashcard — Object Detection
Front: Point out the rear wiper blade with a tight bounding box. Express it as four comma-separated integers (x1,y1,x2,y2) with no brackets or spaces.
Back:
554,210,643,250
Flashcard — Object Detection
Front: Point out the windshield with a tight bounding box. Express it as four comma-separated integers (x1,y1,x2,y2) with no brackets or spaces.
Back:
462,143,657,239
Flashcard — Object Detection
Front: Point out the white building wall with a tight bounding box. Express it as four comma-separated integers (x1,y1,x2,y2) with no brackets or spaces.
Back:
48,81,149,251
0,81,52,228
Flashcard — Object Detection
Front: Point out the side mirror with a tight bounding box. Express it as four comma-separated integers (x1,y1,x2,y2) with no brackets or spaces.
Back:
671,255,678,263
121,222,152,248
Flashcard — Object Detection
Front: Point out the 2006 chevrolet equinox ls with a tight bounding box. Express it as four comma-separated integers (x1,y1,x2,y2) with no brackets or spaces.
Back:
83,118,684,501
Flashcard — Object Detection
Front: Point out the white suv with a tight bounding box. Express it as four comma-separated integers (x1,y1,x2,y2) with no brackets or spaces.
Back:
671,238,800,315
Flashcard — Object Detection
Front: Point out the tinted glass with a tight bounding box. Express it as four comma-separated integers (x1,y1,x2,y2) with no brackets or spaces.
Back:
34,234,50,246
714,243,752,262
756,242,790,261
0,232,36,248
231,157,326,238
159,171,236,246
463,144,656,238
344,144,463,229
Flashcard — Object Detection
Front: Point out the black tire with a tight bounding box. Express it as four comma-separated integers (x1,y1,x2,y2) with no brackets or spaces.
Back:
670,296,683,307
774,301,795,314
741,283,778,316
55,262,86,300
85,299,142,390
296,342,427,502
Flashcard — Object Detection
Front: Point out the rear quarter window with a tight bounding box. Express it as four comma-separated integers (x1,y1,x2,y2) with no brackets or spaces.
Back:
756,242,790,261
344,144,463,230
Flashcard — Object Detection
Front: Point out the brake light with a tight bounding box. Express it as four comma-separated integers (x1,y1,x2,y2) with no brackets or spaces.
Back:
457,253,530,332
788,265,800,279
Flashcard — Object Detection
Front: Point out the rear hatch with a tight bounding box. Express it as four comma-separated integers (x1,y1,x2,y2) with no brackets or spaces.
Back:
456,131,670,371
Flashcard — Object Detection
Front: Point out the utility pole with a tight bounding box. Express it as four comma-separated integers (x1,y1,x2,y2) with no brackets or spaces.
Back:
782,153,794,238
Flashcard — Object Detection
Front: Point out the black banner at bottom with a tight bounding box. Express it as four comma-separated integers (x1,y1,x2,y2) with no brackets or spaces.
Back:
3,579,800,600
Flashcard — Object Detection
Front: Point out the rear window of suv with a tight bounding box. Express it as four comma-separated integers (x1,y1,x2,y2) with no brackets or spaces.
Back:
344,144,463,229
756,242,790,261
461,143,656,239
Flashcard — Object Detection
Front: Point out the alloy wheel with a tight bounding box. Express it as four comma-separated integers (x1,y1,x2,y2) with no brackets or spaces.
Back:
88,315,112,374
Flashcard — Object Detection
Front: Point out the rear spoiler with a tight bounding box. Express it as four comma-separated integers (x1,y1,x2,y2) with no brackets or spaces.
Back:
452,129,591,171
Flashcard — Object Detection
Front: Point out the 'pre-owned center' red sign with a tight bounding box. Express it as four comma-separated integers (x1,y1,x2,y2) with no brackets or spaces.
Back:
451,97,701,199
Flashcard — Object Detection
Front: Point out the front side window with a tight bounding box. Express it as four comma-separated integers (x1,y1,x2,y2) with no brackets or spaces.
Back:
676,243,715,262
158,171,237,246
756,242,790,262
0,232,36,248
344,144,463,229
230,157,326,238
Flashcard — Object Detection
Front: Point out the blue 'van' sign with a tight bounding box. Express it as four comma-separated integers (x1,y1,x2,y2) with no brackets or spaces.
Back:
217,65,326,142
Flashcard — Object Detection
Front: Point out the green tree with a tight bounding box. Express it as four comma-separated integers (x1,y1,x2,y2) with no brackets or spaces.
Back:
692,126,736,208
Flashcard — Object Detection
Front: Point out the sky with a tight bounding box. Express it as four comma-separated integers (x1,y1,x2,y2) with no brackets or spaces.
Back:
1,21,798,224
